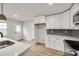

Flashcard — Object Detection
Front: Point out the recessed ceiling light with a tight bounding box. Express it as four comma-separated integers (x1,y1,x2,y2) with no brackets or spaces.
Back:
14,14,18,17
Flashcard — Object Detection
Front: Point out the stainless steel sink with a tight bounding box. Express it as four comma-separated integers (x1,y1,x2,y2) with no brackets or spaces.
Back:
0,40,14,49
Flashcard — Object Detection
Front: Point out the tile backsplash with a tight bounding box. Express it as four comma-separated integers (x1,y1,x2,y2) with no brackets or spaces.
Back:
47,29,79,37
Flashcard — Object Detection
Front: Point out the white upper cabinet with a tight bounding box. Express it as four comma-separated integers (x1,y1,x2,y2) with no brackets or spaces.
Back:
34,16,46,24
46,10,71,29
46,14,62,29
46,10,74,29
61,11,71,29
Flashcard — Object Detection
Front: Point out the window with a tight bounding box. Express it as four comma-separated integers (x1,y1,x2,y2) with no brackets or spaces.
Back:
16,25,21,33
0,22,7,37
0,23,7,29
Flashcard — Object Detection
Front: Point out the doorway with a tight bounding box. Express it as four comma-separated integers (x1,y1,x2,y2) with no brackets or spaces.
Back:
15,24,22,40
34,23,46,44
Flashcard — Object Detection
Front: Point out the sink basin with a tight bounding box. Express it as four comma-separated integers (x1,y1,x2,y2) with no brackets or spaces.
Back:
0,40,14,49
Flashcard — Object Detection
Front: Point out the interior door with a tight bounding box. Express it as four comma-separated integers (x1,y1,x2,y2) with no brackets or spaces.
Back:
35,24,46,43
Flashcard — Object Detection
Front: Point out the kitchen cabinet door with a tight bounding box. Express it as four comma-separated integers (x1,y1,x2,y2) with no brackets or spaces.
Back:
61,11,70,29
49,38,55,50
45,35,64,52
46,16,54,29
46,14,62,29
45,37,50,48
55,38,64,52
59,39,64,52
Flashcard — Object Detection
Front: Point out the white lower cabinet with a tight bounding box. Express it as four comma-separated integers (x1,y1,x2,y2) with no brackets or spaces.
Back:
45,36,64,52
55,38,64,52
49,38,55,49
55,38,61,51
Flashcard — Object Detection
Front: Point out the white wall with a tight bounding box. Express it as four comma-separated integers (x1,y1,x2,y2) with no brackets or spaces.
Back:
7,18,23,40
23,20,34,41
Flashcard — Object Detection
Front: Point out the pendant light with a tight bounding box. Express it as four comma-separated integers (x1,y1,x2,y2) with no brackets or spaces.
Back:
0,3,7,21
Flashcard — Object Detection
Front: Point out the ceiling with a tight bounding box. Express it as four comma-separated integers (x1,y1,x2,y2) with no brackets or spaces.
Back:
0,3,72,21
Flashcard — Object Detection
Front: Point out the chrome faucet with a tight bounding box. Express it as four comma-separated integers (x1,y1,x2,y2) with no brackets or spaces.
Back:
0,32,3,38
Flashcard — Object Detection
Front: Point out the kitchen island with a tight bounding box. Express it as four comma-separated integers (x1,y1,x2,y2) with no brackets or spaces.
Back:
0,38,31,56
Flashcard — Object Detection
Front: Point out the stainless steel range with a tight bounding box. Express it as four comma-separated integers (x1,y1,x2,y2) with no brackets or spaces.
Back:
64,40,79,56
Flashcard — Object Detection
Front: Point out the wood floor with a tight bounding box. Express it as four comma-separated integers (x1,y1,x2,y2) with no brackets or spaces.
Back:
27,43,64,56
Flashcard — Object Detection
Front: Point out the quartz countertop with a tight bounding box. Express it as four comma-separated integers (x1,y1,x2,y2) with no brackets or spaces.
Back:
47,35,79,41
0,38,31,56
